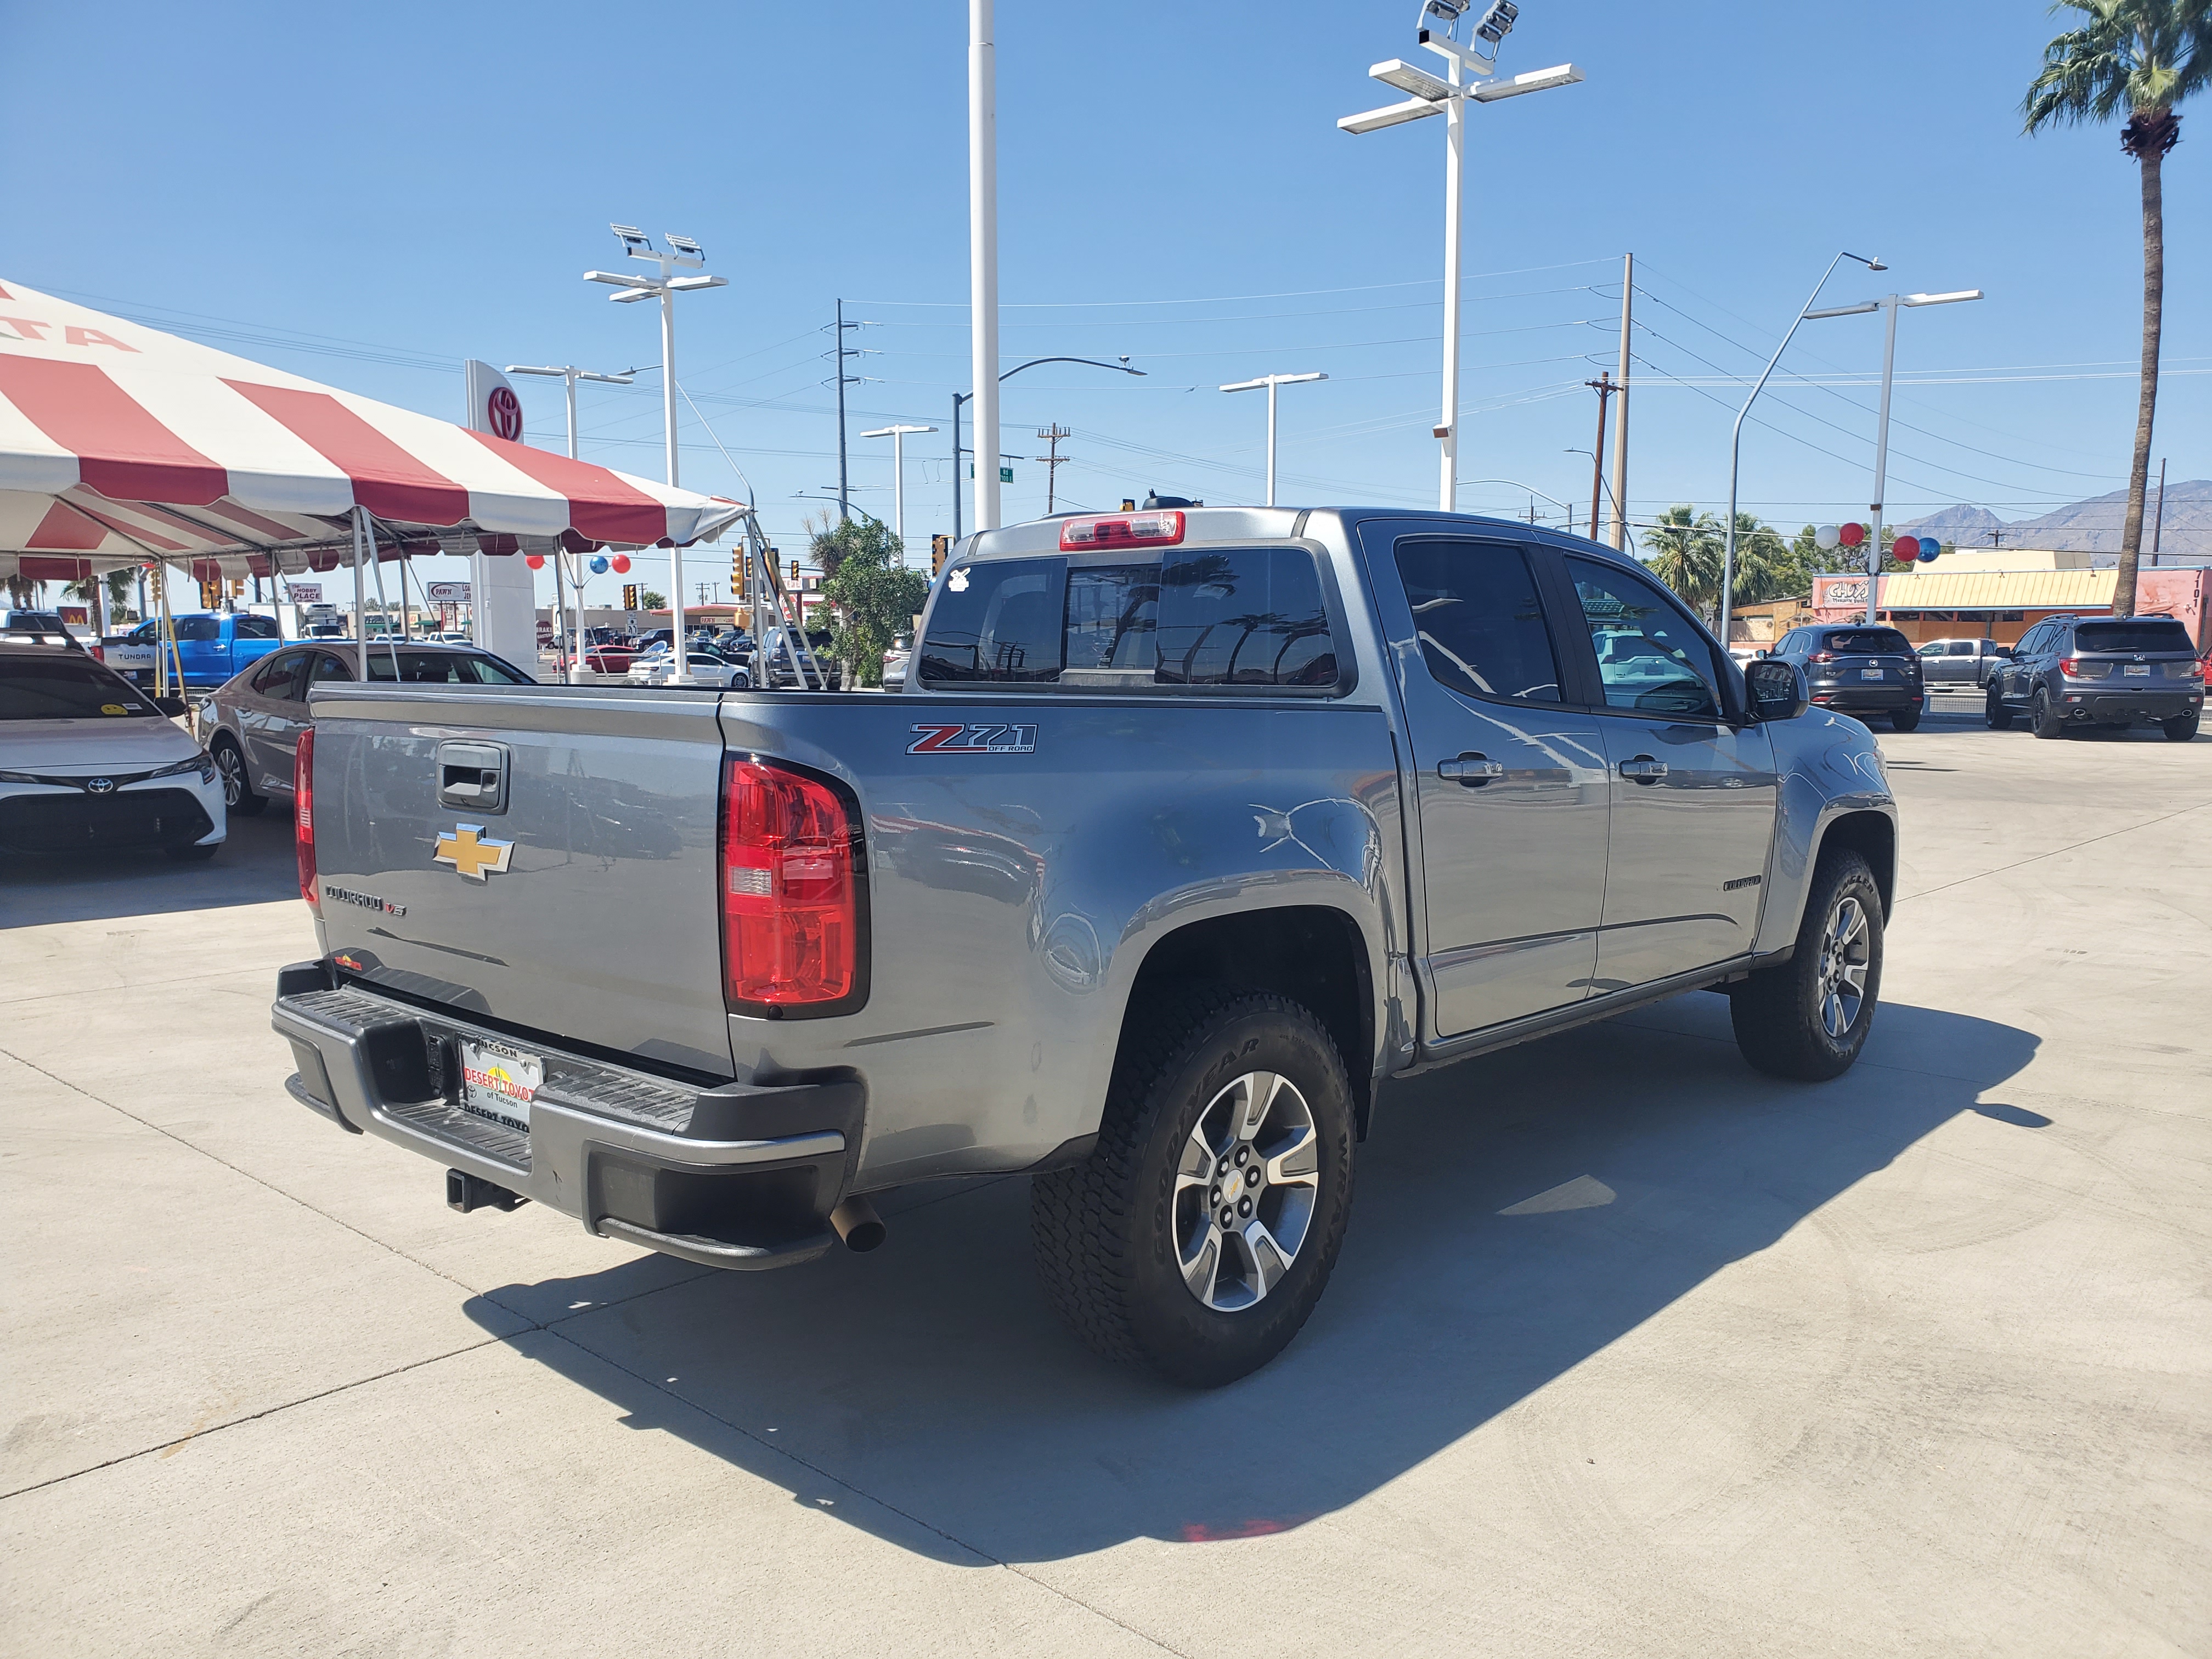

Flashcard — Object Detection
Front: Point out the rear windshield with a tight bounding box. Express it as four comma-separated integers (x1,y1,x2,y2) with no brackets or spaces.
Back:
0,652,163,720
2074,620,2193,653
921,546,1340,692
1823,629,1911,655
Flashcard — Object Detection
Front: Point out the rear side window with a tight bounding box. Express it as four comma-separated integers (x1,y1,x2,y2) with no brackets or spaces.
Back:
173,616,220,642
2074,619,2192,653
1156,547,1338,687
250,651,308,699
1946,641,1976,656
920,558,1067,682
1393,538,1560,703
1824,629,1911,655
235,614,282,640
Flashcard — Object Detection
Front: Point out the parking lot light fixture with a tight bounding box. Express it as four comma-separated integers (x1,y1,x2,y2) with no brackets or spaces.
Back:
509,363,636,681
585,225,728,678
860,425,938,551
1339,1,1582,511
1802,284,1984,625
1218,373,1327,506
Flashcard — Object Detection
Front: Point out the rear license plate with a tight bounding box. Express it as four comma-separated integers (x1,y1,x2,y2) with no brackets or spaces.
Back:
2125,663,2151,676
1860,669,1883,680
458,1038,540,1133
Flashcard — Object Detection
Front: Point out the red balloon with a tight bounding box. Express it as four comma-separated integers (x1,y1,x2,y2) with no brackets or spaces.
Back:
1892,535,1921,561
1837,522,1866,549
524,554,545,569
611,554,633,574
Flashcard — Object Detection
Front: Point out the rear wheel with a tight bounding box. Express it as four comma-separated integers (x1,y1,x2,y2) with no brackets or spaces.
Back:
210,737,267,817
1985,685,2013,730
1890,704,1921,733
2032,688,2066,740
1031,988,1356,1387
2164,711,2199,742
1730,850,1883,1082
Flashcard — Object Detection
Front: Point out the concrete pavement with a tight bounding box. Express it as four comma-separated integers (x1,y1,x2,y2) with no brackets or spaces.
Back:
3,692,2207,1656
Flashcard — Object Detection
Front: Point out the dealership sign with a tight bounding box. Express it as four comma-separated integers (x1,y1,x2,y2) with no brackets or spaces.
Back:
425,580,472,603
285,582,323,603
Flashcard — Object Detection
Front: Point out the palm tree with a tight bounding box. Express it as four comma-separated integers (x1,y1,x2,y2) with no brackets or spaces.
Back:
1643,504,1724,620
2023,1,2211,617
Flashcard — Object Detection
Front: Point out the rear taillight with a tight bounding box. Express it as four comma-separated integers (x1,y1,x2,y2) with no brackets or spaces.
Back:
720,758,861,1013
2061,657,2108,679
1060,510,1184,550
1809,651,1835,664
89,645,104,663
295,726,319,915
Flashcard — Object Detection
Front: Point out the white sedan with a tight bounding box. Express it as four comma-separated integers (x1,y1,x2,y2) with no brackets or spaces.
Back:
0,640,226,861
628,650,751,689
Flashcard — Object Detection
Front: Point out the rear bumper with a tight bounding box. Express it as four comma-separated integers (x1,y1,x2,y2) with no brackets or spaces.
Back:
270,965,863,1270
2061,685,2200,721
1808,683,1920,710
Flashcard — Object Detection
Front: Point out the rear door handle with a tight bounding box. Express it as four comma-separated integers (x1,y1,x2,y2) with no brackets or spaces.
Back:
1620,756,1668,783
1438,754,1506,786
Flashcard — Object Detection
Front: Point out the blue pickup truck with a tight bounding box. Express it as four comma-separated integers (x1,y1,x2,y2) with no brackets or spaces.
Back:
105,612,286,689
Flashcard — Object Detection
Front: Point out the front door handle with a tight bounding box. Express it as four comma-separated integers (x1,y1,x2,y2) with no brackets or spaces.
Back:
1620,755,1668,783
1438,753,1506,786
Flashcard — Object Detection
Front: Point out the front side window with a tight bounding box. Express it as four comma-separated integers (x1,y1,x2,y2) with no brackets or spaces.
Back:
1567,557,1722,720
0,653,162,720
1393,538,1560,703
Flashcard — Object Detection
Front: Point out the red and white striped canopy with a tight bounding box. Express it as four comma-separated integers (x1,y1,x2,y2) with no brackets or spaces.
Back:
0,279,745,584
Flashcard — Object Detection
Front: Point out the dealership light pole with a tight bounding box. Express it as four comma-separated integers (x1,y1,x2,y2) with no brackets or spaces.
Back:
970,0,1002,531
1716,251,1885,648
1803,286,1984,624
508,361,636,681
1219,372,1327,506
585,225,727,676
1340,1,1582,511
951,357,1144,540
860,425,938,557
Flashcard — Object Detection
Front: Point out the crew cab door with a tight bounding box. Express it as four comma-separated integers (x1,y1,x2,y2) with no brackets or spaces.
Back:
1558,555,1777,990
1358,524,1610,1038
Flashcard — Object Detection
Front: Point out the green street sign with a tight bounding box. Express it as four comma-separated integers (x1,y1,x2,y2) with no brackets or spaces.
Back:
1000,466,1014,483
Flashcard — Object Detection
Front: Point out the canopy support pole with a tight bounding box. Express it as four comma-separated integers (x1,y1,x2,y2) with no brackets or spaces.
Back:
351,507,370,681
361,514,403,682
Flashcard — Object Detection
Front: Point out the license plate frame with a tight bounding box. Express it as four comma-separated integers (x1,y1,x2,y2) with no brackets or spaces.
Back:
2125,663,2151,676
1860,668,1884,681
458,1037,540,1134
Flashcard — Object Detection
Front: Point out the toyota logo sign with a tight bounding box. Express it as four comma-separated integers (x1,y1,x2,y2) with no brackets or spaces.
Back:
486,385,524,442
87,777,116,794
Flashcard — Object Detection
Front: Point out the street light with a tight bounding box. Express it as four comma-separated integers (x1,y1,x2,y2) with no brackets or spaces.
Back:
1802,286,1984,625
1219,372,1327,506
585,223,729,676
860,425,938,555
951,356,1146,540
508,362,636,682
1716,250,1886,648
1340,1,1582,511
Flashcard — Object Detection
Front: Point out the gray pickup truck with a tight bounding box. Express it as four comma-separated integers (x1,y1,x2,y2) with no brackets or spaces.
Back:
271,507,1897,1386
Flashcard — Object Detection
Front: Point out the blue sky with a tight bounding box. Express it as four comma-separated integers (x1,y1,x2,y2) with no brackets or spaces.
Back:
4,0,2205,607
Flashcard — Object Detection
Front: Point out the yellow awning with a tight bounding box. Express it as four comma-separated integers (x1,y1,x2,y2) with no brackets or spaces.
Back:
1875,568,2117,609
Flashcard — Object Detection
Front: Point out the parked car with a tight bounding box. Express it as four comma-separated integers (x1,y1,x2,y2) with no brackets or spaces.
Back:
757,625,839,689
1768,624,1925,731
272,505,1898,1388
200,641,535,816
881,633,912,691
104,611,286,689
1985,614,2202,740
1915,636,2012,688
582,644,636,674
2,609,90,653
627,648,752,689
0,638,224,860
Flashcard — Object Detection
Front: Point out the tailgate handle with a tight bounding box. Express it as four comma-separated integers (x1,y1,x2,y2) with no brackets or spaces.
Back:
436,741,509,814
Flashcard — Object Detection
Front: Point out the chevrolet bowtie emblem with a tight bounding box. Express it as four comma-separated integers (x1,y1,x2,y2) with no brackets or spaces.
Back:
433,823,515,881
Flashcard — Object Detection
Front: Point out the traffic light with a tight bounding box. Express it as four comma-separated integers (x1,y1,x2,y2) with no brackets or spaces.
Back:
622,583,639,611
229,578,245,599
931,534,950,577
789,559,801,586
730,551,744,595
198,580,221,609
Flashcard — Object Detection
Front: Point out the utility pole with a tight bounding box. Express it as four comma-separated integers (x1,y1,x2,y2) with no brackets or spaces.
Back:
831,299,862,521
1609,251,1632,549
1036,425,1071,514
1583,371,1613,539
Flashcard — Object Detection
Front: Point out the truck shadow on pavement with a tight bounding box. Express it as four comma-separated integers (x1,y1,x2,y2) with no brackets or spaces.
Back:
467,994,2036,1567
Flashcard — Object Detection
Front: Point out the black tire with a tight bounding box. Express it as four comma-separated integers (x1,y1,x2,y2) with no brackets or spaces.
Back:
2031,688,2066,740
165,842,220,862
210,736,267,817
1984,685,2013,730
1729,850,1883,1082
1031,988,1357,1387
2164,711,2199,742
1890,704,1921,733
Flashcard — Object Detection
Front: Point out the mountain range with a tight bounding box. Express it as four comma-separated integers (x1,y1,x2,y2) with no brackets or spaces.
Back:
1896,480,2210,560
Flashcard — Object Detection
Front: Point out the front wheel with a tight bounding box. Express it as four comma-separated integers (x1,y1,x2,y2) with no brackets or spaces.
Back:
1031,989,1356,1387
2164,710,2199,742
1985,685,2013,730
211,737,267,817
1730,850,1884,1082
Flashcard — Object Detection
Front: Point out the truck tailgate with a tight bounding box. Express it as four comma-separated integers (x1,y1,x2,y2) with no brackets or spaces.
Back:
306,684,735,1077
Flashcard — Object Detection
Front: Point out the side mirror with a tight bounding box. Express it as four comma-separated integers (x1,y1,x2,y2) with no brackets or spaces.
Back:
1743,658,1807,723
155,696,189,717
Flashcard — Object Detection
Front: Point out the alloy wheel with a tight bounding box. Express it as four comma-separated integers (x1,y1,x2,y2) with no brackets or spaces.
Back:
214,744,247,808
1173,1070,1321,1313
1815,896,1871,1040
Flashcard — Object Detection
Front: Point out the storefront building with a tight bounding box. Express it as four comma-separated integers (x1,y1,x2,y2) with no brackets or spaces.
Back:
1808,551,2211,649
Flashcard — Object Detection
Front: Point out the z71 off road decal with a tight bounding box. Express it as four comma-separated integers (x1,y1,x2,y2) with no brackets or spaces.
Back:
909,723,1037,755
